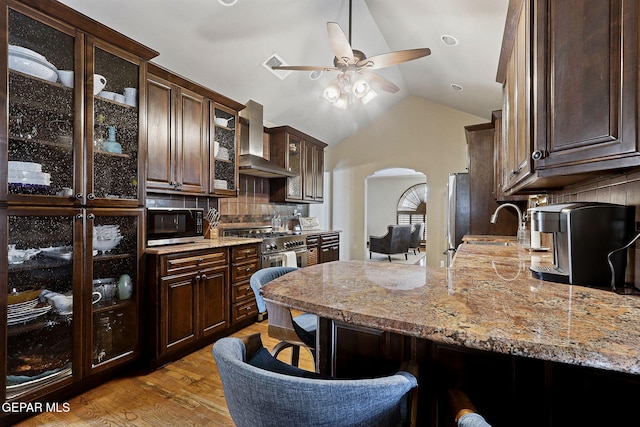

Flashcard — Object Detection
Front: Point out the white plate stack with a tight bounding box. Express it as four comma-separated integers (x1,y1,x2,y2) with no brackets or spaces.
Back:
8,45,58,82
8,161,51,186
7,299,52,325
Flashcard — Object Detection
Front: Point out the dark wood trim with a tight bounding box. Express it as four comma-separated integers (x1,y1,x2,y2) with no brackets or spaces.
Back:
496,0,525,83
147,62,245,111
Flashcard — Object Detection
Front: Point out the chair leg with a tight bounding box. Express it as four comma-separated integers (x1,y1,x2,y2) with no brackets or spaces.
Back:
290,345,300,367
405,253,408,260
370,251,372,259
388,255,391,262
413,249,416,255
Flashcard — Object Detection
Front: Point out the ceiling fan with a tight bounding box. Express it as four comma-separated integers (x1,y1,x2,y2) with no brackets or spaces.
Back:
272,0,431,108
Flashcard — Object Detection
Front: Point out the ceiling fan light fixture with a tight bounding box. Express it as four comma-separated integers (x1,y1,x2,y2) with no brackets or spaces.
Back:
351,76,370,98
309,70,323,80
323,80,341,103
450,83,464,91
334,93,350,109
218,0,238,6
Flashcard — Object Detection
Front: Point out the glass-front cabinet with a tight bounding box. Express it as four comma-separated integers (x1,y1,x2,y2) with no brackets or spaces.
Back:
211,103,238,196
0,0,155,415
5,6,78,204
87,209,142,372
4,5,144,207
4,208,79,401
88,39,143,206
3,207,143,399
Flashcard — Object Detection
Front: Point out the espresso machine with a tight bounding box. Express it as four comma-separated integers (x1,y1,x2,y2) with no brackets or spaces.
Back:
529,202,635,288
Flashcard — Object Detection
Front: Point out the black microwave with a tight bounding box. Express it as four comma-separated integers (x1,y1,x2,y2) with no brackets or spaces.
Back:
147,208,204,246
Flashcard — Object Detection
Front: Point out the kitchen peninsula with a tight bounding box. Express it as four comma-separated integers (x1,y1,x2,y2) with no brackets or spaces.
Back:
262,243,640,426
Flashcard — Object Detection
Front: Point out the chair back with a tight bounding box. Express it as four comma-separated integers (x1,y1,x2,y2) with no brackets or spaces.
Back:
409,223,424,248
213,334,418,427
250,266,299,314
389,225,412,253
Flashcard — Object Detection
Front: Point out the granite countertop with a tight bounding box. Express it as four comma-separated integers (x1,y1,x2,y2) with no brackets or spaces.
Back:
262,243,640,375
145,237,262,255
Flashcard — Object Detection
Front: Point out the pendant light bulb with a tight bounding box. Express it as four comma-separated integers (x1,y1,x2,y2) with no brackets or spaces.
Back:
351,75,370,98
323,80,341,103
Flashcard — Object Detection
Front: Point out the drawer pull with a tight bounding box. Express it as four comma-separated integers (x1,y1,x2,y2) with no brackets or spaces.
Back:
198,258,204,263
246,267,252,272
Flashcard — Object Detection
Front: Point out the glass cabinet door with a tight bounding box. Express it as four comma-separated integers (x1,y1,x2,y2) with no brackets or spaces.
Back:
87,39,142,206
5,7,78,203
211,103,237,195
4,207,81,401
286,136,302,200
87,209,141,370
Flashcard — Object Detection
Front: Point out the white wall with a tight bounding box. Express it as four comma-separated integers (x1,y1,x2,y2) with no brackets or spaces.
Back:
325,96,486,267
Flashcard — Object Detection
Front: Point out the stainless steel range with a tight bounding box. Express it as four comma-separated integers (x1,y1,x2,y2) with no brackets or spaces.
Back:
222,226,307,268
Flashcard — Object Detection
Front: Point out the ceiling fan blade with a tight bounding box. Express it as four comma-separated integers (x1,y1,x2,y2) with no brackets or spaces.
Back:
327,22,355,65
360,70,400,93
357,48,431,70
272,65,338,71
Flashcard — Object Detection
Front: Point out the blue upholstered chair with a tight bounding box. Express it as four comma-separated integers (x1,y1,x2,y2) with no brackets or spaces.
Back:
213,333,419,427
250,266,316,366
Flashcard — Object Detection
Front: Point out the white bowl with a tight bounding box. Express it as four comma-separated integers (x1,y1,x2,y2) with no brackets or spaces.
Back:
8,48,58,82
93,235,121,253
214,117,231,127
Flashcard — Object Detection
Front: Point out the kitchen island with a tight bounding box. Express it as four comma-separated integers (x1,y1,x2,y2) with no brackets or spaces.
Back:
262,243,640,426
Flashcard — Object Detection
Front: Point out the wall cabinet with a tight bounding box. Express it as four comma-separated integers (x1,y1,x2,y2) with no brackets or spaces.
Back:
498,0,640,195
1,1,156,419
146,64,242,197
146,70,207,194
146,243,259,369
267,126,327,203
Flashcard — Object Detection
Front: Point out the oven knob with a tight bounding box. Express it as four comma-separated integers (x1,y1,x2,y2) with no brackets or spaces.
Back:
284,242,290,248
272,243,278,250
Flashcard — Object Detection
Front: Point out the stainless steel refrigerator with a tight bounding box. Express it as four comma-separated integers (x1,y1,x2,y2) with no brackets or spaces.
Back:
446,173,470,266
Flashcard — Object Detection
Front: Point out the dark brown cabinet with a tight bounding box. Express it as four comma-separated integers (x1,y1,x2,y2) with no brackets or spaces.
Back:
1,0,157,420
146,68,208,194
147,243,259,369
268,126,327,203
319,233,340,263
230,244,259,323
498,0,640,195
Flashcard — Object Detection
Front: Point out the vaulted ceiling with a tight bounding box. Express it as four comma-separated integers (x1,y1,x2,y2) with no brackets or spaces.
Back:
58,0,509,146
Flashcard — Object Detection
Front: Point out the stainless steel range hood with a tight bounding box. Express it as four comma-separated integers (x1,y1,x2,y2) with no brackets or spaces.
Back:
238,100,296,178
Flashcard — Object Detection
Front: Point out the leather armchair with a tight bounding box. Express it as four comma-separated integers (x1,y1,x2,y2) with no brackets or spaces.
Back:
369,225,412,262
409,223,425,255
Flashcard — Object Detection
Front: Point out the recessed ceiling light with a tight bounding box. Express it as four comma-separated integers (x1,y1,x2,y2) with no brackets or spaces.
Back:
450,83,463,91
309,70,322,80
218,0,237,6
441,35,459,46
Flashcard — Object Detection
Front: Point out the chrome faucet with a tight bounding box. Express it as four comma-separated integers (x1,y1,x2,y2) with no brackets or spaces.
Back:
490,203,529,246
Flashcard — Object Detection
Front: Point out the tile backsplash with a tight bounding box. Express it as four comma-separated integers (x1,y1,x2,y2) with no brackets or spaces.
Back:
146,174,308,230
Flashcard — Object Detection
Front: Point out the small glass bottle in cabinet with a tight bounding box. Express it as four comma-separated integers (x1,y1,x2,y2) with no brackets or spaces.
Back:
6,7,77,202
89,42,142,205
88,210,141,369
4,207,80,400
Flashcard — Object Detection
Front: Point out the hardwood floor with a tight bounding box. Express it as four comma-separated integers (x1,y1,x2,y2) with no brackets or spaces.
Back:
13,314,314,427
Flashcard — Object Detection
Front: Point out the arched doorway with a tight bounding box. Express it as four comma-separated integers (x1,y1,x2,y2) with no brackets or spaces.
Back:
364,168,426,259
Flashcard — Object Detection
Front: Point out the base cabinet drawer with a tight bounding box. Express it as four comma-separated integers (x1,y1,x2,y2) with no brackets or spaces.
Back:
232,298,258,323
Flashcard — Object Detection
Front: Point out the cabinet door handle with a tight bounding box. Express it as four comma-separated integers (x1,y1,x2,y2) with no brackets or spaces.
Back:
75,213,83,220
201,273,207,281
75,193,83,200
195,275,201,282
87,213,95,220
87,193,95,200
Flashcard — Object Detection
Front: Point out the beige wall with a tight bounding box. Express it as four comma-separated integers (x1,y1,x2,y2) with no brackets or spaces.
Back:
325,96,486,267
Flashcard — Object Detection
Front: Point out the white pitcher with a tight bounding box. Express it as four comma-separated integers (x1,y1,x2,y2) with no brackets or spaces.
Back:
93,74,107,95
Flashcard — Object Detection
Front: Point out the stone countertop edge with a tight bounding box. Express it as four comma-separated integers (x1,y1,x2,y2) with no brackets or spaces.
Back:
261,244,640,375
145,237,263,255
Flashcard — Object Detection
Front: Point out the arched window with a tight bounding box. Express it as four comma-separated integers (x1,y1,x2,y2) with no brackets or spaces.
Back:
396,183,427,243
